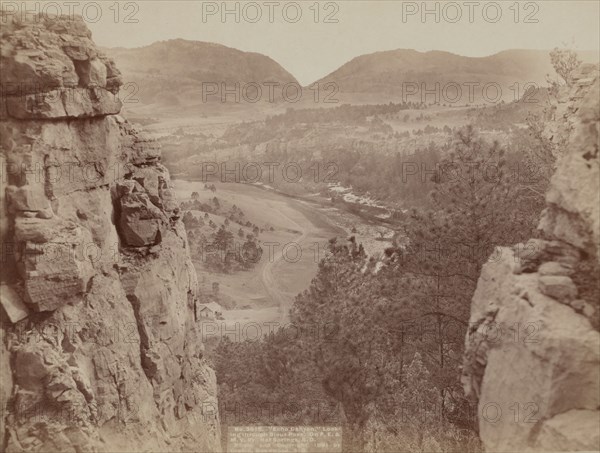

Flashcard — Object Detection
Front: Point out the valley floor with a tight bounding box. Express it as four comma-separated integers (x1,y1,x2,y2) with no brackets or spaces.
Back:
173,180,354,336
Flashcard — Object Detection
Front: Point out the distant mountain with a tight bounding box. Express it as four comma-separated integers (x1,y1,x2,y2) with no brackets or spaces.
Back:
313,49,599,104
106,43,598,109
104,39,298,106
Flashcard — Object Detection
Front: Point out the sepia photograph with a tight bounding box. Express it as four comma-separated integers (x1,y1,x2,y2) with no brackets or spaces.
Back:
0,1,599,452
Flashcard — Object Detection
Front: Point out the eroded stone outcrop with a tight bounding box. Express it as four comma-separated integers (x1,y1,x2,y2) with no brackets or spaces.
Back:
0,14,220,452
462,66,600,452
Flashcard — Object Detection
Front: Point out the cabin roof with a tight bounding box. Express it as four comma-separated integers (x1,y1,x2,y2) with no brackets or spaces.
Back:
198,302,223,313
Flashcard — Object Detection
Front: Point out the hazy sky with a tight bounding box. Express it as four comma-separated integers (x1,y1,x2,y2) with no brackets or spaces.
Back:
50,1,600,84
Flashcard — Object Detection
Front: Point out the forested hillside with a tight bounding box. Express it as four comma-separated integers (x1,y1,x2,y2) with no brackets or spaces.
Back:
209,51,599,452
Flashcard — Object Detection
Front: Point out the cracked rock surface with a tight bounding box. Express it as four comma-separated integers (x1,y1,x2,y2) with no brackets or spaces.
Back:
0,14,220,452
461,66,600,452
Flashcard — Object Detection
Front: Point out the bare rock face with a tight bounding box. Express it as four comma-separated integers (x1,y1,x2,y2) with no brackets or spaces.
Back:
462,67,600,452
539,64,600,253
0,15,220,452
0,14,122,120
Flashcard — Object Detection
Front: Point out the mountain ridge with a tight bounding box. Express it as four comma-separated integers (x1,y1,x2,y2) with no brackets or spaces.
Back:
310,48,598,103
104,39,299,106
104,40,599,107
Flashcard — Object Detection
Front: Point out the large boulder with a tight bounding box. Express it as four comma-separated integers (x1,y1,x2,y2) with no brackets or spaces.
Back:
118,192,166,247
462,248,599,452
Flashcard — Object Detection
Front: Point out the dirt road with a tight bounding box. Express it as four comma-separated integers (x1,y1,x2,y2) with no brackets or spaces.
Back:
173,181,345,329
259,203,310,323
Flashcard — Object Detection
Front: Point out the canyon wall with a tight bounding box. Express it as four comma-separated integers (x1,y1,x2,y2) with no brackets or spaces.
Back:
462,65,600,451
0,14,220,452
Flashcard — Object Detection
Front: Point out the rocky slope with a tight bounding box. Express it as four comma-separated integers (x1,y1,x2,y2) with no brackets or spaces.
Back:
462,64,600,451
0,14,220,452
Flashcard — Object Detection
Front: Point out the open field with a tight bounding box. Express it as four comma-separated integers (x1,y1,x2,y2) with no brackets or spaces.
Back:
173,180,347,331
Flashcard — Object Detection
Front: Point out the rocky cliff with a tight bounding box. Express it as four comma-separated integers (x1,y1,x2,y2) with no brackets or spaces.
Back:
0,14,220,452
462,65,600,451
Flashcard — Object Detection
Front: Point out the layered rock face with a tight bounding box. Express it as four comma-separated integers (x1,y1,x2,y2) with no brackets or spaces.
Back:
0,15,220,452
462,66,600,451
